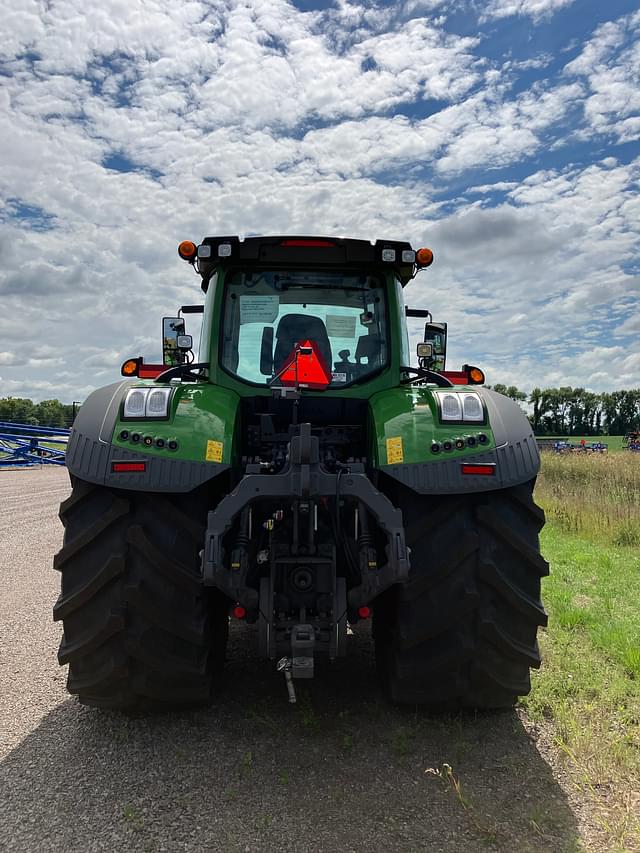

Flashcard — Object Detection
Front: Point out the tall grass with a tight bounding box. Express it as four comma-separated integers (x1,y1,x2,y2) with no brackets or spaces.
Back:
527,453,640,849
536,452,640,547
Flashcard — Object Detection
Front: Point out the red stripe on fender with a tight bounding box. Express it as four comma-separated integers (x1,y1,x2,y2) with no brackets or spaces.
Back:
461,463,496,476
112,462,146,473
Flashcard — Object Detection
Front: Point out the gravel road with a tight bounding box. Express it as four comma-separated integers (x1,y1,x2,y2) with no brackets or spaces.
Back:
0,468,582,852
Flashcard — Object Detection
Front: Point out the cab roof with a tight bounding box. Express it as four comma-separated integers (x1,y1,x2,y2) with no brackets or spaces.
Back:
196,235,418,288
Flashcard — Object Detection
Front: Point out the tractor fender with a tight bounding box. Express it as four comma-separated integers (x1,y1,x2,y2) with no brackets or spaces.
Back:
65,381,232,492
375,387,540,495
480,388,536,449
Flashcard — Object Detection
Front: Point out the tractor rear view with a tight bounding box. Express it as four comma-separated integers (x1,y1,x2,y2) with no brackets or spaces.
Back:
54,236,547,709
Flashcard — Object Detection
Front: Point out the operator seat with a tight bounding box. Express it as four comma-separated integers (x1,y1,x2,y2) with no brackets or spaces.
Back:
273,314,332,375
355,332,382,368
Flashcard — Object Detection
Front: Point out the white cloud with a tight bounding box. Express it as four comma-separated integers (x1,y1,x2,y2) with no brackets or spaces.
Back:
481,0,576,23
564,11,640,143
0,1,638,402
404,158,640,393
467,181,519,194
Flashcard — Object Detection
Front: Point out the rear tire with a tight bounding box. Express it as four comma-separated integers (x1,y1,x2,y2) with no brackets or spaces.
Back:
374,481,548,709
54,478,229,710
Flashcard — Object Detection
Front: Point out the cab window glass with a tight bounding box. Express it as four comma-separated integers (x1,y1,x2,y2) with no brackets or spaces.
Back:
220,270,388,387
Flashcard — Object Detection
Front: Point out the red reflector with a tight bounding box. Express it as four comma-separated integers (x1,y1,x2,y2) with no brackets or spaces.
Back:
358,606,371,619
112,462,146,473
277,339,331,389
232,605,246,619
461,464,496,476
441,370,469,385
280,239,335,247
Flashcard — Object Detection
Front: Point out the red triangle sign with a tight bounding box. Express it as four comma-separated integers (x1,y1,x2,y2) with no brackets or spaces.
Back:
277,340,331,389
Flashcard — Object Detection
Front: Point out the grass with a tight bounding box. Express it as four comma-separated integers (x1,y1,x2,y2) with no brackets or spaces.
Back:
539,435,627,452
122,805,144,832
535,452,640,547
524,454,640,849
425,762,500,843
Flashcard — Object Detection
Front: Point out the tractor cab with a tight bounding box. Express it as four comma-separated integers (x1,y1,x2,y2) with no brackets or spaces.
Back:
121,236,484,389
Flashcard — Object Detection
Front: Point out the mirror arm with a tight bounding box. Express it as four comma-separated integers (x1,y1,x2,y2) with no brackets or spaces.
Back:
154,363,210,383
400,366,453,387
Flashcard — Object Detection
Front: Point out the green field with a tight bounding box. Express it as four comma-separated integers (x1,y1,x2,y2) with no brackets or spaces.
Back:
527,453,640,849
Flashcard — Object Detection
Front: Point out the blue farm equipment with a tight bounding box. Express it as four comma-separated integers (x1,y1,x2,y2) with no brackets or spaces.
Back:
0,422,69,467
624,432,640,452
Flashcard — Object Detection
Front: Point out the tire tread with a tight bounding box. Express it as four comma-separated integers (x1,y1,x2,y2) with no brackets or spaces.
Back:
54,480,228,710
375,481,547,709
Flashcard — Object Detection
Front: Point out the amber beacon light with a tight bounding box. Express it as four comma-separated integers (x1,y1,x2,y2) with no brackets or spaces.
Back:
178,240,197,261
468,366,485,384
121,358,140,377
415,247,434,267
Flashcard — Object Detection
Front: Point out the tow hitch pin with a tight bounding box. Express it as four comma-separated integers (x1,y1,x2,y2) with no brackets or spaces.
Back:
276,657,296,704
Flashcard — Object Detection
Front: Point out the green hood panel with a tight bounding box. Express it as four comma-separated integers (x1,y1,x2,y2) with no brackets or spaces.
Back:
112,382,239,465
369,386,496,466
369,386,540,494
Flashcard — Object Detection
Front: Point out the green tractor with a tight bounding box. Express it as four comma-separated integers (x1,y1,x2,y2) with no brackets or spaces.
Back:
54,235,547,710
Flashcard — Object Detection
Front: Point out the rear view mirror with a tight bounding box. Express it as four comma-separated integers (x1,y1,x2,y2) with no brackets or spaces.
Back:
163,317,185,366
423,321,447,371
260,327,274,375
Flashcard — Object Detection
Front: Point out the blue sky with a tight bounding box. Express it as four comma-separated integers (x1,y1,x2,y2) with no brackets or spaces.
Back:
0,0,638,402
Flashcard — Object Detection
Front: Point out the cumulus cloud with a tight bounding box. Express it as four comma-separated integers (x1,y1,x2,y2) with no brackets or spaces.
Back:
480,0,576,23
401,156,640,392
0,1,638,401
564,10,640,143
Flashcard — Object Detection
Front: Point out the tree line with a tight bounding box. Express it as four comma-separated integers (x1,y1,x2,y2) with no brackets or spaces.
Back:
0,397,77,428
490,385,640,436
1,387,639,435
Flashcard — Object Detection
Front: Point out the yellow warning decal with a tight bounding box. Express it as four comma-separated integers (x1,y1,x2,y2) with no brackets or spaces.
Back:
386,436,404,464
205,439,224,463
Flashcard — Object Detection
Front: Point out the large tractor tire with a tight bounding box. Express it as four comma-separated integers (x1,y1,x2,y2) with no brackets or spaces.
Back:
53,477,229,710
374,481,548,709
